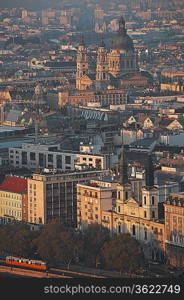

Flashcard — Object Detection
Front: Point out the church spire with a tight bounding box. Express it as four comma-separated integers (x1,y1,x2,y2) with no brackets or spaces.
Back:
118,16,126,35
145,154,154,189
99,36,105,48
118,149,128,185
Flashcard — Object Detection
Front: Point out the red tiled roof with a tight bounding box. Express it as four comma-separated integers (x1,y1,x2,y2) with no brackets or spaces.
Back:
0,176,27,194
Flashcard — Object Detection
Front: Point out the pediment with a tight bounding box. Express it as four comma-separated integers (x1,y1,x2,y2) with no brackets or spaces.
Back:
81,74,93,81
127,197,139,207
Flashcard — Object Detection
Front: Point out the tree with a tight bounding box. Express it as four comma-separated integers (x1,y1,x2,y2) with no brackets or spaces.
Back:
33,221,82,268
101,233,145,274
0,222,37,258
56,229,82,270
81,223,110,267
33,222,63,264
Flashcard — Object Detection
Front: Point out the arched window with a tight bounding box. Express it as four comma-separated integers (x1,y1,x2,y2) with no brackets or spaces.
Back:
125,191,128,200
132,224,136,236
152,196,155,205
144,196,146,205
144,229,147,240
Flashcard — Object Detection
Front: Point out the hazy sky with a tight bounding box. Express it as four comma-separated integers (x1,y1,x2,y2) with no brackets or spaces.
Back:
0,0,61,9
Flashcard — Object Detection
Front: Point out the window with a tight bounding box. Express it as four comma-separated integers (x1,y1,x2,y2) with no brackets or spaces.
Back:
125,191,128,200
144,196,146,205
144,211,147,218
152,211,155,219
144,230,147,240
30,152,36,161
56,155,62,169
118,206,120,213
173,216,177,231
48,154,53,163
152,196,155,205
65,156,71,164
132,224,136,236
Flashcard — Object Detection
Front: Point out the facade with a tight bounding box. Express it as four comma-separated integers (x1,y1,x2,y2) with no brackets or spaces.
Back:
27,170,105,226
0,176,28,222
164,193,184,267
9,143,76,171
58,89,127,107
9,143,108,171
76,153,107,170
77,179,117,229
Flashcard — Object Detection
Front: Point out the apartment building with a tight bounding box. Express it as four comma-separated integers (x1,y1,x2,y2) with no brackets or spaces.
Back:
9,143,76,171
164,193,184,267
0,176,28,222
76,153,107,170
27,170,105,226
9,143,108,171
77,179,117,229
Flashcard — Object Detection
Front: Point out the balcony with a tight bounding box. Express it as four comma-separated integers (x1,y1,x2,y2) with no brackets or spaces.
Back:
166,234,184,248
102,219,110,223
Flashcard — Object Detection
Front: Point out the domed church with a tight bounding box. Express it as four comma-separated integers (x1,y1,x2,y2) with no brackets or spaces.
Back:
76,16,149,90
107,16,138,77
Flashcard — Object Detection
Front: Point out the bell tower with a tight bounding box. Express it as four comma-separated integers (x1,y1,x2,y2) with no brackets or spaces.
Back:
96,39,109,82
142,154,158,221
116,149,132,207
76,35,89,90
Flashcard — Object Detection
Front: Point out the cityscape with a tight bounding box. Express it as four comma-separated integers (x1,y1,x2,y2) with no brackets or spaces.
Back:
0,0,184,281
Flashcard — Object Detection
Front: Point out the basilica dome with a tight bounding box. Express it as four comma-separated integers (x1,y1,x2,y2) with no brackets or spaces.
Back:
112,16,134,51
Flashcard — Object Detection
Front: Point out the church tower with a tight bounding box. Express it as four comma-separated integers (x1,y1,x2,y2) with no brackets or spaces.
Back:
76,35,89,90
141,154,158,221
116,149,132,206
96,39,109,81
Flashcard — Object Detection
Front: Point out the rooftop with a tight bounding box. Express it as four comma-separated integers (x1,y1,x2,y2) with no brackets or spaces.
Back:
0,176,27,194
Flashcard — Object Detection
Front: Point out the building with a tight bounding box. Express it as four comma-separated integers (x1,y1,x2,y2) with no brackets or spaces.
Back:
9,143,108,171
77,179,117,230
0,176,28,222
77,151,166,261
75,16,147,91
9,143,76,171
27,169,105,226
164,193,184,267
58,88,127,107
76,153,107,170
